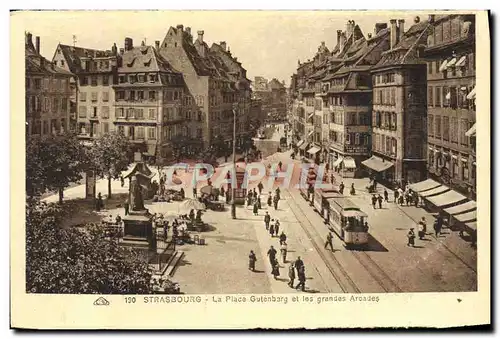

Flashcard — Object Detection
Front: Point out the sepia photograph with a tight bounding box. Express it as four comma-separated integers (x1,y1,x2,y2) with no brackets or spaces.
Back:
10,9,490,329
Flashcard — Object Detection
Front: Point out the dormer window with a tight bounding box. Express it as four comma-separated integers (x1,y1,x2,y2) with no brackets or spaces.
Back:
129,75,137,83
149,74,157,83
138,74,145,82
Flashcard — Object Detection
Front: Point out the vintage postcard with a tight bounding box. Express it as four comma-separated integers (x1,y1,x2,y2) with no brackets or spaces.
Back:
10,10,490,329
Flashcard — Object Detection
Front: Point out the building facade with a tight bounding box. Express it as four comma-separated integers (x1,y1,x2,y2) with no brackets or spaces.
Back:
424,14,476,199
26,33,74,137
368,18,429,186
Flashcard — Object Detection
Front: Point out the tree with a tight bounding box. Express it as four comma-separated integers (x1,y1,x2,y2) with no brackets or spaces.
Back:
26,133,86,203
26,199,179,294
89,132,130,198
213,134,228,158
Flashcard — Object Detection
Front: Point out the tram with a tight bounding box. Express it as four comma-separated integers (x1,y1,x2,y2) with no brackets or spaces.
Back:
299,167,318,202
325,197,369,248
312,188,342,219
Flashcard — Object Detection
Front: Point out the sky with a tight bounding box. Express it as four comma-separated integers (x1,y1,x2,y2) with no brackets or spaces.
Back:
18,10,432,86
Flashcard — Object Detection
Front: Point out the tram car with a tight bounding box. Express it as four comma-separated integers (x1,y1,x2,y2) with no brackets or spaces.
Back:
312,188,342,220
326,197,369,248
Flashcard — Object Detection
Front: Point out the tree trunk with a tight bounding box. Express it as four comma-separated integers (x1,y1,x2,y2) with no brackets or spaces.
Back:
108,175,112,199
58,187,64,204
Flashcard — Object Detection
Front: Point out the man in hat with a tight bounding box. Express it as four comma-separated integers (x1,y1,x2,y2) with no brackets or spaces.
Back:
264,212,271,230
371,194,377,209
407,228,416,247
267,246,277,266
287,263,295,288
384,189,389,202
377,194,383,209
324,232,334,252
257,181,264,195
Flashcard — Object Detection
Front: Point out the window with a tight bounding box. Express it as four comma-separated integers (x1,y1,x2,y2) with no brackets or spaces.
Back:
34,79,41,89
115,108,124,118
391,113,397,130
103,122,109,134
91,76,98,86
355,133,360,145
53,98,59,112
116,91,125,100
428,62,433,74
390,88,396,105
92,107,97,118
127,108,135,119
452,157,459,178
428,115,434,137
128,90,135,101
428,86,434,106
138,74,145,82
61,98,68,112
451,117,458,143
102,75,109,86
102,91,109,102
60,60,65,67
375,111,381,127
460,119,469,145
102,106,109,119
443,116,450,141
345,133,351,145
129,75,137,83
80,92,87,101
462,158,469,180
135,108,144,119
149,74,157,82
79,106,87,118
43,121,49,135
149,91,156,100
80,77,88,86
117,126,125,135
149,108,156,120
435,116,441,138
91,92,98,102
148,127,156,139
450,86,457,109
443,86,449,107
392,138,397,156
137,127,145,139
137,91,144,100
435,87,441,106
119,75,126,84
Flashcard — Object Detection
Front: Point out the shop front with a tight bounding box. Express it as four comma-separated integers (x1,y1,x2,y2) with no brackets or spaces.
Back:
362,155,395,187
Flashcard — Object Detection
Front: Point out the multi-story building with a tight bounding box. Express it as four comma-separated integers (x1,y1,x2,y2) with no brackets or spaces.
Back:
367,17,430,186
325,23,391,177
25,32,74,137
423,14,476,199
267,78,287,122
159,25,251,153
52,42,119,140
113,38,185,163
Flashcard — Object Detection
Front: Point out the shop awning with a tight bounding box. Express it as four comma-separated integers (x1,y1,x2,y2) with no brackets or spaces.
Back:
362,155,394,172
408,178,442,193
333,156,343,168
343,157,356,169
444,200,477,215
446,57,457,68
465,221,477,231
307,130,314,137
299,142,309,150
426,189,468,207
296,140,305,147
439,60,449,72
465,123,476,137
455,56,467,67
453,210,477,223
419,185,450,198
307,146,321,155
466,87,476,100
308,113,314,120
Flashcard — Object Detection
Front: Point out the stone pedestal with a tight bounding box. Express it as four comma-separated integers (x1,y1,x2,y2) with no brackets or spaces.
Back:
122,210,155,251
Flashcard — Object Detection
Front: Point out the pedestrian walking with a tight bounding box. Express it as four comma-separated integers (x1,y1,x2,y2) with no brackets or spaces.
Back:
350,183,356,195
419,217,427,234
280,242,288,263
257,195,262,209
399,195,405,206
294,256,304,271
275,187,281,200
418,222,425,240
339,182,345,195
220,186,225,198
274,219,280,237
264,212,271,230
394,189,399,203
271,259,280,279
269,221,275,237
330,173,335,185
279,231,287,245
414,193,419,207
120,176,125,187
407,228,416,247
384,189,389,202
377,194,383,209
124,198,129,216
267,192,273,207
193,186,197,198
371,194,377,209
296,266,306,291
258,181,264,195
267,246,277,265
324,232,334,251
288,263,295,288
248,250,257,272
433,220,441,238
273,195,279,210
253,188,257,198
278,161,283,171
96,192,103,211
247,194,252,207
253,202,259,216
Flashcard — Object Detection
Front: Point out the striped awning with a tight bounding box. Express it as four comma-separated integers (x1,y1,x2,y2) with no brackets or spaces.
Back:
455,56,467,67
307,146,321,155
466,87,476,100
439,60,449,72
426,189,468,207
465,123,476,137
333,157,343,168
444,200,477,215
343,157,356,169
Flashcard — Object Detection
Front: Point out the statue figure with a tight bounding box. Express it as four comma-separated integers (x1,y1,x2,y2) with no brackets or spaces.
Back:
130,175,145,211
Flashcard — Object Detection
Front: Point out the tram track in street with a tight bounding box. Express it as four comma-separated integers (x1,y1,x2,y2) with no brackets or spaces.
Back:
350,251,402,292
285,190,361,293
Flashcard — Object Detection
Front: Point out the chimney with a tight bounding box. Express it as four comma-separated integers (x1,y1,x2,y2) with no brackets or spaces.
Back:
155,40,160,49
428,15,435,23
111,43,117,55
220,41,227,51
390,19,398,49
336,30,342,46
339,32,346,52
26,32,32,46
176,24,184,32
375,23,388,35
124,37,133,51
35,36,40,54
398,19,405,42
185,27,191,35
197,30,204,43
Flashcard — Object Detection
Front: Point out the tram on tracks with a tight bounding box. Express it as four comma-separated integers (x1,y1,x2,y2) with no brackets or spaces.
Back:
312,188,342,219
325,196,369,248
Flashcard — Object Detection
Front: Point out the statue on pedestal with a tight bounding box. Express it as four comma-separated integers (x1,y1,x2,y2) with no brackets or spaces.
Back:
129,175,145,212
